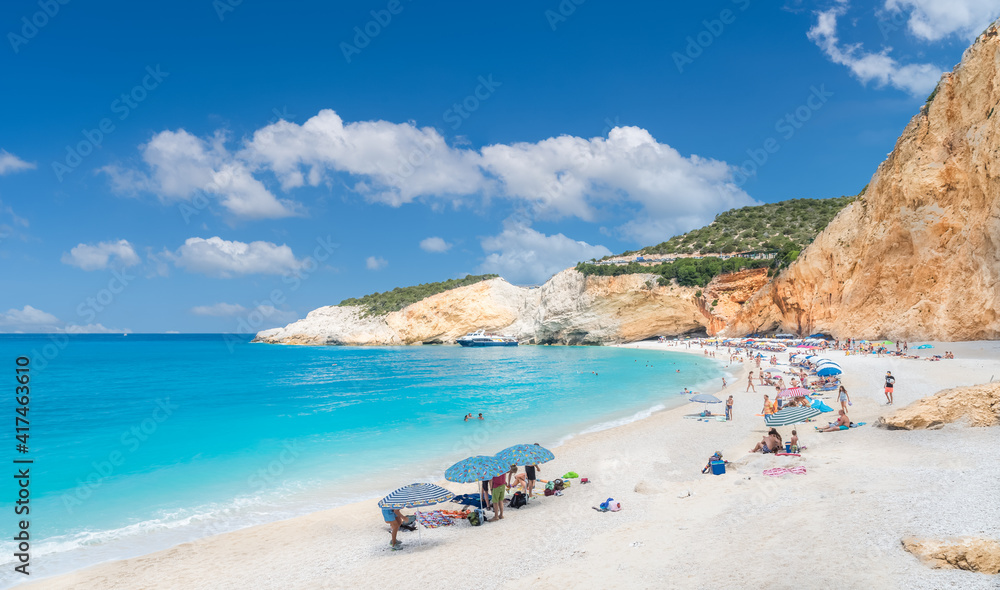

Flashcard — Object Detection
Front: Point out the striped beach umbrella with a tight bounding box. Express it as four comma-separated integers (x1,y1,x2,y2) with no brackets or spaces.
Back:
777,386,811,399
444,455,508,483
764,406,822,427
496,443,554,467
378,483,455,509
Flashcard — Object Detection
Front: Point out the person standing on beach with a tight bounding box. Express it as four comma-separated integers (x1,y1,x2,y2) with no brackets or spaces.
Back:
722,377,727,387
884,371,895,405
746,371,756,392
525,462,539,498
838,385,851,412
762,395,776,415
490,472,506,520
726,395,734,420
381,507,405,549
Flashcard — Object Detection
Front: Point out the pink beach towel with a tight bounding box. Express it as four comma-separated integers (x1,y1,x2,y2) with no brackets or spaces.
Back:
763,466,807,477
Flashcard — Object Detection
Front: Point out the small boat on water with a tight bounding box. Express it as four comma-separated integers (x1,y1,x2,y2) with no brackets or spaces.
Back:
456,329,518,347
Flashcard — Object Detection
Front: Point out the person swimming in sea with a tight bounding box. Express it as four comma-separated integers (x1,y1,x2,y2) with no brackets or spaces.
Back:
478,413,484,420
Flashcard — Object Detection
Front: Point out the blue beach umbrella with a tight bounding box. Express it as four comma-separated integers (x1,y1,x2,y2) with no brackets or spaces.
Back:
445,455,508,483
916,344,933,349
445,455,508,512
690,393,722,415
496,444,555,467
817,366,842,376
379,483,455,509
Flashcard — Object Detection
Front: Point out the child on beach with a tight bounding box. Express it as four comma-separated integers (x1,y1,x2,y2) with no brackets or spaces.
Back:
726,395,733,421
790,430,800,453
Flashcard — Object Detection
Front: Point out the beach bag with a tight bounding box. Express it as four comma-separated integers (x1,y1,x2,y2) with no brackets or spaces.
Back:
553,479,565,491
544,488,555,496
467,509,482,526
509,492,527,509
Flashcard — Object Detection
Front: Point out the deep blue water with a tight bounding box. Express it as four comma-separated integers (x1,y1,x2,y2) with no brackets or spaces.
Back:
0,334,722,585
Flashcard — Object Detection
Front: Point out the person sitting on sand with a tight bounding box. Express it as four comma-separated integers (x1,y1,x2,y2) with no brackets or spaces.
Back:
381,506,406,549
750,432,780,454
701,451,723,473
818,410,852,432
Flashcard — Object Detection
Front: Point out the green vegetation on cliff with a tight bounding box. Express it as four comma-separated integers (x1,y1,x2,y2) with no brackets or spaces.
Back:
636,195,855,256
575,256,777,288
338,274,499,316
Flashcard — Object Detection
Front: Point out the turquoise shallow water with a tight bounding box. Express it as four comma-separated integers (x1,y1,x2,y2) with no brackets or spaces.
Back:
0,334,722,585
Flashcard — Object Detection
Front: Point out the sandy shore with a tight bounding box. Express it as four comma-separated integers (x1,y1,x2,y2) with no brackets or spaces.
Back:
21,341,1000,590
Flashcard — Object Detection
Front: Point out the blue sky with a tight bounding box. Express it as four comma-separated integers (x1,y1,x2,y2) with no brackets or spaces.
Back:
1,0,997,333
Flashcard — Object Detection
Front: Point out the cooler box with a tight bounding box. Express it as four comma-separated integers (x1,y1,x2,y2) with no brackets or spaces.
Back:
710,461,726,475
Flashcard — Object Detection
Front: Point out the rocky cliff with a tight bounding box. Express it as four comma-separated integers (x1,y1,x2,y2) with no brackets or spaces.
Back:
724,24,1000,340
254,269,717,345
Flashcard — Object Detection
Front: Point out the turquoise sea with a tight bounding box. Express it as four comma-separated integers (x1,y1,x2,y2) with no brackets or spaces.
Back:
0,334,723,585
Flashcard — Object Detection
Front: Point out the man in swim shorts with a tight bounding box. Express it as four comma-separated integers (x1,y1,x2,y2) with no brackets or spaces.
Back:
381,506,404,549
525,462,538,498
490,472,506,520
726,395,734,420
884,371,895,405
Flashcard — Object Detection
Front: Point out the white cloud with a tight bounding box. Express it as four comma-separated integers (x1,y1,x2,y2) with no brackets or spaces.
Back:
0,151,35,175
885,0,1000,42
102,130,301,220
172,236,304,278
191,302,298,324
808,5,943,96
63,323,120,334
61,239,141,271
191,302,248,316
104,111,757,244
0,306,124,334
0,305,59,331
419,236,452,253
480,126,757,243
479,223,612,284
366,256,388,270
244,110,486,206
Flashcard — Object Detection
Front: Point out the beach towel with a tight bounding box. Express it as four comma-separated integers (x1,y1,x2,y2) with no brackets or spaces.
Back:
763,466,807,476
416,511,455,528
450,493,482,507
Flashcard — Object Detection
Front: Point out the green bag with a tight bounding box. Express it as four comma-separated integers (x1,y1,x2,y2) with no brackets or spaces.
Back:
562,471,579,478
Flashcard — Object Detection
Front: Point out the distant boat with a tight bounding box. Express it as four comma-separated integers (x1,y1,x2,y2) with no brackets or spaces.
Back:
457,329,518,347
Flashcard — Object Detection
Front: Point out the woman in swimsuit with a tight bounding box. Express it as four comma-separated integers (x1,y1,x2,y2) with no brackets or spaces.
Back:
838,386,851,412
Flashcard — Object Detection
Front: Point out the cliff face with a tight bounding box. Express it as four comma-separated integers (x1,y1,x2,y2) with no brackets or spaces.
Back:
725,24,1000,340
254,271,709,345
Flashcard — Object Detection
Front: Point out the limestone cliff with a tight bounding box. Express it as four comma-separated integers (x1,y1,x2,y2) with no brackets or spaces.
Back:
724,24,1000,340
254,270,709,345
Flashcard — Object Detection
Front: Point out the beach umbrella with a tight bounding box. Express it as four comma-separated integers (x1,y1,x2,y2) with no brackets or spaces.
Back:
445,454,509,512
764,406,822,427
777,386,811,399
445,455,508,483
496,443,555,467
690,393,722,414
916,344,933,349
379,483,455,509
817,366,842,376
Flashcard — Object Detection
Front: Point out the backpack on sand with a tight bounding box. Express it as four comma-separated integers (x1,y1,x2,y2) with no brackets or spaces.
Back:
509,491,527,509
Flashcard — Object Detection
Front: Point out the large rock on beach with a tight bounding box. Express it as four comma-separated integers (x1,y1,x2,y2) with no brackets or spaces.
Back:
725,23,1000,341
877,382,1000,429
902,537,1000,574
